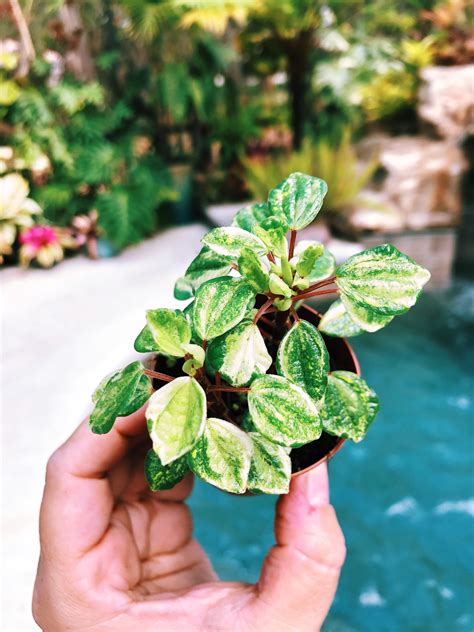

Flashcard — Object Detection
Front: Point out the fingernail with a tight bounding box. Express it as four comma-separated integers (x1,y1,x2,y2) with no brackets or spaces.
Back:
304,462,330,508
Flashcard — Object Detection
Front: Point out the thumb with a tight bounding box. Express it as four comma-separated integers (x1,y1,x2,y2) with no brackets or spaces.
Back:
256,463,346,631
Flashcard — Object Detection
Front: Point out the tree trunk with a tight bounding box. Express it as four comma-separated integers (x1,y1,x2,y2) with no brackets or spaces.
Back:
58,0,96,81
9,0,35,77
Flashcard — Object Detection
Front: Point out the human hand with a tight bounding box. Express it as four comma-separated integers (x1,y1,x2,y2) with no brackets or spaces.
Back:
33,407,346,631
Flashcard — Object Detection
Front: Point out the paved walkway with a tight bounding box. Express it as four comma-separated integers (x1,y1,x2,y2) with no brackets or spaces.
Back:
1,224,207,631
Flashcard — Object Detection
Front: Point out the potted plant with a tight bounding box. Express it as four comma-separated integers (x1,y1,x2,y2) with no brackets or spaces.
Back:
89,172,430,495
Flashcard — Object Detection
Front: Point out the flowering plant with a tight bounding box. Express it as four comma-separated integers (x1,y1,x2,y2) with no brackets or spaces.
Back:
89,173,430,495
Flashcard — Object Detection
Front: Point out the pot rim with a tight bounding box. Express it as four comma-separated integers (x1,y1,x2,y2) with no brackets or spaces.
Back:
290,302,361,478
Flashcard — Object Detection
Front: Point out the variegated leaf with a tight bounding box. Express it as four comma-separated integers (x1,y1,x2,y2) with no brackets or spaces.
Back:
248,375,322,447
188,417,252,494
207,320,272,386
146,376,206,464
233,202,272,232
146,308,191,357
134,324,158,352
145,449,189,491
320,371,379,442
268,172,328,230
174,246,234,299
295,241,324,278
339,296,394,333
296,240,336,282
318,299,365,337
336,244,431,316
202,226,267,258
247,433,291,494
90,361,151,434
238,247,269,293
253,215,289,258
193,277,255,341
277,320,329,402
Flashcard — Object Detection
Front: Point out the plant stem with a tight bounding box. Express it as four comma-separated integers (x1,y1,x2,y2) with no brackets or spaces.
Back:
267,252,276,264
253,298,273,324
208,386,250,394
305,275,336,293
143,369,175,382
290,306,300,322
288,229,297,259
293,288,339,301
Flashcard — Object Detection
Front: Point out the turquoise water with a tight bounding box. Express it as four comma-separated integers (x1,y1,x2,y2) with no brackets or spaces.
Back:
189,281,474,631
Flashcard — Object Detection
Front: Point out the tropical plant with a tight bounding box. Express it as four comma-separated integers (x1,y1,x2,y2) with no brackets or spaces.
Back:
89,172,430,495
243,133,378,216
0,172,42,262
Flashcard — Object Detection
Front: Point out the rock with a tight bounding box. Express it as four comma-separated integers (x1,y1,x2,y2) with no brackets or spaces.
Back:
353,135,466,231
418,65,474,141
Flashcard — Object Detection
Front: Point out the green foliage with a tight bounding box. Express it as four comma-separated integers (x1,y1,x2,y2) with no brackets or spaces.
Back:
90,172,430,495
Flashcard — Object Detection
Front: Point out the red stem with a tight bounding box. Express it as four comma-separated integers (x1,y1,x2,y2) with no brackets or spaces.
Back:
267,252,276,264
305,275,337,293
293,288,339,301
143,369,175,382
253,298,273,324
288,229,297,259
290,306,300,322
208,386,250,394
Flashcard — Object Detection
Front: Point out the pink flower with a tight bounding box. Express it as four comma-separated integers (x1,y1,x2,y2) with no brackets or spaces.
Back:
19,225,59,251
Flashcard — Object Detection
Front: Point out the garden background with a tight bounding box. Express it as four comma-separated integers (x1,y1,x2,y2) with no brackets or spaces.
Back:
1,1,473,630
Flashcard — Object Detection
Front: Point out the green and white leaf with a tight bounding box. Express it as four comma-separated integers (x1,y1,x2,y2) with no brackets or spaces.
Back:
248,433,292,494
90,361,151,434
146,308,191,357
146,376,206,464
277,320,329,402
134,324,158,352
269,273,293,298
339,296,394,333
174,247,234,299
188,417,252,494
268,172,328,230
336,244,431,316
318,299,365,337
145,449,189,491
207,320,272,386
320,371,379,442
233,202,272,232
181,343,206,366
193,277,255,341
248,375,322,447
296,240,336,282
253,215,289,258
238,247,269,293
295,242,324,278
202,227,267,258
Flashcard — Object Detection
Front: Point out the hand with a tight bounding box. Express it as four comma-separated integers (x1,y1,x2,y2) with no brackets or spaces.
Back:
33,407,345,632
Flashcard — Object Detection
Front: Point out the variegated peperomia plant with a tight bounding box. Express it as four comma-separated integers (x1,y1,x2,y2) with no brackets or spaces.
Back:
90,172,430,495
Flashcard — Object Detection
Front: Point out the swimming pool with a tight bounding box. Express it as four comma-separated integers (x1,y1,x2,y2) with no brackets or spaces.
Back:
189,280,474,631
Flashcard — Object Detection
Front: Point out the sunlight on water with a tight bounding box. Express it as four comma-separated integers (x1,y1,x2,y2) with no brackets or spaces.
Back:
189,280,474,631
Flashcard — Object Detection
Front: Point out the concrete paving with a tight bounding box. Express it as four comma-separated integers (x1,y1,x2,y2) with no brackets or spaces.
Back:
1,224,207,631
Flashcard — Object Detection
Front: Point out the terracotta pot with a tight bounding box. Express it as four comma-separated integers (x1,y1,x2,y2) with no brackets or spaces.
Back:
289,303,360,478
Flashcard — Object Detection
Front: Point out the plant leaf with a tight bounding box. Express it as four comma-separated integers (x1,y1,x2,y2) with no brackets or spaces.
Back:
248,375,322,447
174,246,234,299
238,247,269,293
318,299,365,337
207,320,272,387
146,376,206,464
248,433,291,494
268,172,328,230
193,277,255,340
320,371,379,442
336,244,431,316
146,308,191,357
269,273,293,298
253,215,289,258
90,361,151,434
202,226,267,258
188,417,252,494
339,296,394,333
296,240,336,282
233,202,272,232
145,449,189,491
134,324,158,352
295,242,324,277
277,320,329,402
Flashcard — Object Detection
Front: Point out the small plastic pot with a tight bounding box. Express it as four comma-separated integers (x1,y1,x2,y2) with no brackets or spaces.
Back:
288,303,360,478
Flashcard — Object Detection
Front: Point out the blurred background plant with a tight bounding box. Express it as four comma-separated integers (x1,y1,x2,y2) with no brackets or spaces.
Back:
0,0,472,267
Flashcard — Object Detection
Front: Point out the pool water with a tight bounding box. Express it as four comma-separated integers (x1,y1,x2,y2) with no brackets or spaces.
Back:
189,280,474,631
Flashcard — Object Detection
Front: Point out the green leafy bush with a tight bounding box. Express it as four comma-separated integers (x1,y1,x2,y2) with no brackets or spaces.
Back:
90,172,430,495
